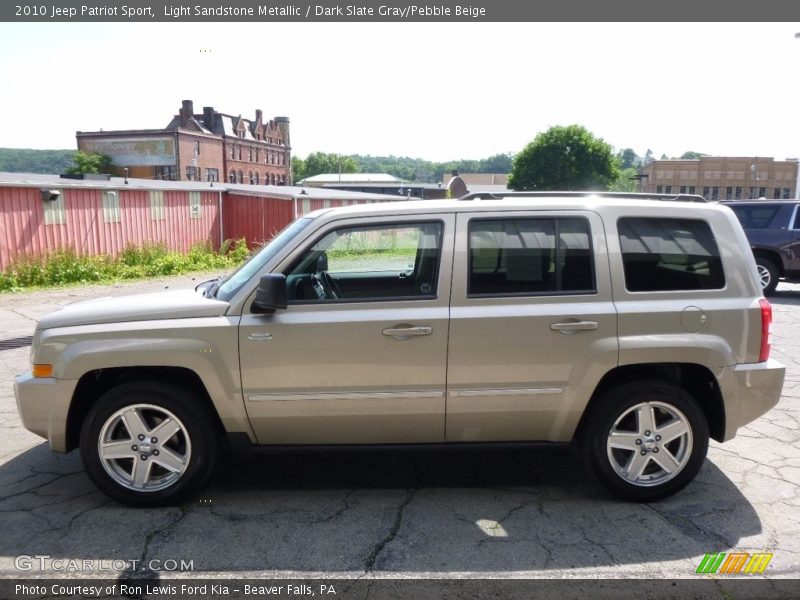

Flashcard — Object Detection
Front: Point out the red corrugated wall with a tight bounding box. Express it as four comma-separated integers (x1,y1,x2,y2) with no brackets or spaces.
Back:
0,186,220,270
0,185,391,269
223,193,295,249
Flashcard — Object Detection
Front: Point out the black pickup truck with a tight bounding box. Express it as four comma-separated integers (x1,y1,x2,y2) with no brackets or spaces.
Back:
722,200,800,295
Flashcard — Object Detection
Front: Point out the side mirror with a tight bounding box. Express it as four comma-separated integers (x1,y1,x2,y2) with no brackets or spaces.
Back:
252,274,287,313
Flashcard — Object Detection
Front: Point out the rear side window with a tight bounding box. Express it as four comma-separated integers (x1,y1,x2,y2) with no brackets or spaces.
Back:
468,218,595,296
618,218,725,292
728,204,782,229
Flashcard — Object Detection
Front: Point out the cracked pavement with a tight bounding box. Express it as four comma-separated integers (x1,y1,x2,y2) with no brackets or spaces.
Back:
0,276,798,581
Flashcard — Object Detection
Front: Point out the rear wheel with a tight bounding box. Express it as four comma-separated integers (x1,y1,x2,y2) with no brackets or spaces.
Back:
755,257,779,296
580,380,709,501
80,382,218,507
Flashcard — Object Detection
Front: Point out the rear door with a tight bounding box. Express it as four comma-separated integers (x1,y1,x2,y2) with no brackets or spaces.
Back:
446,210,618,442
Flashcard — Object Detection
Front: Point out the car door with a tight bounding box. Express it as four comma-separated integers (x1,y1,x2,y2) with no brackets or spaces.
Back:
239,214,455,444
446,210,618,443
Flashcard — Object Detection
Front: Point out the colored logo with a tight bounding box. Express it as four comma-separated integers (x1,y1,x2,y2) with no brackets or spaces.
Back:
696,552,773,575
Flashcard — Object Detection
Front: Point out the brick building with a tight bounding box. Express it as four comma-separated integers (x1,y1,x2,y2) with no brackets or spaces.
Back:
639,156,799,201
77,100,291,185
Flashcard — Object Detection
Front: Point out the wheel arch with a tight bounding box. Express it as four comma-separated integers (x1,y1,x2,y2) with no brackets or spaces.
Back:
574,363,725,443
66,366,224,452
751,248,784,277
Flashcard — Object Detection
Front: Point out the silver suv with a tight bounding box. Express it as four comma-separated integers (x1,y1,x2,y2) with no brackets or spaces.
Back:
15,194,785,506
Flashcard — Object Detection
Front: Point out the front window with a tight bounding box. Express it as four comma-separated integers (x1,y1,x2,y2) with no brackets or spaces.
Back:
216,218,313,302
285,222,443,302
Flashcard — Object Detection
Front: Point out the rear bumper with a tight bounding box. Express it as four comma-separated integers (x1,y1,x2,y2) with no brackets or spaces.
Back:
14,373,78,453
719,358,785,441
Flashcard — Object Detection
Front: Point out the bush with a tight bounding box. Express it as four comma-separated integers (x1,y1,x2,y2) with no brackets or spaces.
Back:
0,239,249,292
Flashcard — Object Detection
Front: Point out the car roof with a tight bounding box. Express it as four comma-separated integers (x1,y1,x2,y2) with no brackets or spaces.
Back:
304,194,729,221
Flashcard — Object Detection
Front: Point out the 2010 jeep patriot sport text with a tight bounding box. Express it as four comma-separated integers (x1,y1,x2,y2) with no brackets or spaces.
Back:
15,194,786,506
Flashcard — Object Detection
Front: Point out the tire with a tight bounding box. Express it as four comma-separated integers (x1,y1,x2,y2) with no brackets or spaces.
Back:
580,380,709,502
79,381,219,507
755,257,779,296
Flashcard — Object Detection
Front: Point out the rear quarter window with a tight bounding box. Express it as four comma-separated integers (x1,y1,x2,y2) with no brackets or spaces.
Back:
618,217,725,292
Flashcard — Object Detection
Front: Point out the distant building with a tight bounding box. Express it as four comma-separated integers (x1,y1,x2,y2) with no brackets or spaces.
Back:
639,157,799,201
297,173,403,186
441,172,509,186
76,100,291,185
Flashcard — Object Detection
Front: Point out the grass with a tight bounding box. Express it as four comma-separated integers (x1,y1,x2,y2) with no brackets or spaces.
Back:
0,239,250,293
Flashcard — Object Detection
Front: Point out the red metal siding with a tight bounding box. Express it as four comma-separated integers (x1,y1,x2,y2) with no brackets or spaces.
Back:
224,193,294,249
0,184,391,270
0,186,221,270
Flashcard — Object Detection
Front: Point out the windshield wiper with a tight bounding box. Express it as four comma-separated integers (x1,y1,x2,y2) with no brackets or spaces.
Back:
198,275,227,298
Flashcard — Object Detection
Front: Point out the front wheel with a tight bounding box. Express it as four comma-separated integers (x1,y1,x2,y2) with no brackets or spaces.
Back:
80,382,219,507
580,380,709,501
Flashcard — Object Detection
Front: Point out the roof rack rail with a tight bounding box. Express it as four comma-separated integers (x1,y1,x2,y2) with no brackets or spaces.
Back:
458,191,707,203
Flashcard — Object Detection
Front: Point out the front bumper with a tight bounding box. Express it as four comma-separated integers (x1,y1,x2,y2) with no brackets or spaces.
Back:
14,373,78,453
718,358,786,441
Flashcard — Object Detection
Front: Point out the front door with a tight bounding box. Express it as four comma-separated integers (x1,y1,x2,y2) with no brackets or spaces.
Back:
240,215,455,445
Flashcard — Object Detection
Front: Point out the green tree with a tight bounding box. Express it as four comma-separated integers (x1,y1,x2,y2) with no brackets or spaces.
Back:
65,151,112,174
297,152,359,182
508,125,619,191
291,156,306,183
0,148,75,173
608,166,639,192
679,151,706,159
616,148,639,169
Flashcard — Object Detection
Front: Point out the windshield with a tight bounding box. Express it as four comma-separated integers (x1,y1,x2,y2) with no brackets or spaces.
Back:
216,218,313,302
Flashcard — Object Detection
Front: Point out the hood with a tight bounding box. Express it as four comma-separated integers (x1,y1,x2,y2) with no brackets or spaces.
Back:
37,289,230,330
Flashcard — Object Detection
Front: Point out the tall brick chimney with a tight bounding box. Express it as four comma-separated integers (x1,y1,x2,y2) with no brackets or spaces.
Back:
202,106,215,130
255,109,263,124
179,99,194,126
275,116,290,147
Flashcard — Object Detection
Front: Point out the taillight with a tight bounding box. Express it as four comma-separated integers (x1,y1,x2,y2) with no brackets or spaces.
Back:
759,298,772,362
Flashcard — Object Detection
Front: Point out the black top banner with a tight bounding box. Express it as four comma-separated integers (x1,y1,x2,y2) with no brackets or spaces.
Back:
2,0,799,22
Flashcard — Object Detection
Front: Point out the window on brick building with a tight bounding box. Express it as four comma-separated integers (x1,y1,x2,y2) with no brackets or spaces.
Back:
688,186,695,194
238,170,243,184
679,186,687,194
186,166,198,181
664,186,672,194
726,187,733,199
248,171,254,184
656,185,663,193
238,147,242,160
255,149,259,162
229,170,236,184
735,187,742,200
759,187,766,198
230,146,235,160
255,173,260,185
195,141,200,156
206,168,219,182
249,147,253,161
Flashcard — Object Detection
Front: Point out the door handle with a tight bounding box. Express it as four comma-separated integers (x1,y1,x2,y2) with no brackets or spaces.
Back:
550,320,598,334
248,332,273,341
382,326,433,339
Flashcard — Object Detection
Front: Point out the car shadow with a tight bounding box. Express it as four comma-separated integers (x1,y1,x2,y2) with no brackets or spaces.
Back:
0,442,761,575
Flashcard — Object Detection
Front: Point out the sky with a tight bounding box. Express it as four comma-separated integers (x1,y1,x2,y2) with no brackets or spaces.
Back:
0,22,799,162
